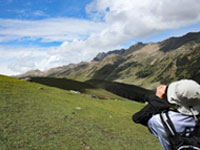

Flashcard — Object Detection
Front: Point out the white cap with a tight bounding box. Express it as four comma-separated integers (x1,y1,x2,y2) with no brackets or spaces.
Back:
167,79,200,115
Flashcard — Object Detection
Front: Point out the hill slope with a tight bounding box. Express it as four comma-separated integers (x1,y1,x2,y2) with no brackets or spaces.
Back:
30,77,129,101
0,75,161,150
85,79,153,102
29,77,153,102
17,31,200,89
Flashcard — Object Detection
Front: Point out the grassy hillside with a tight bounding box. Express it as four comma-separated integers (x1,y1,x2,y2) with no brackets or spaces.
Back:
0,75,161,150
85,79,153,102
30,77,153,102
30,77,128,101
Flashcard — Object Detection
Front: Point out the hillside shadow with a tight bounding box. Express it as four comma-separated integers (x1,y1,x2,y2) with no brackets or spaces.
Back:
85,79,154,103
31,77,95,93
31,77,154,103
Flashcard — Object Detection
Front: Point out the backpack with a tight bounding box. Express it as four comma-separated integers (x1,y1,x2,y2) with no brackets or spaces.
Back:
160,111,200,150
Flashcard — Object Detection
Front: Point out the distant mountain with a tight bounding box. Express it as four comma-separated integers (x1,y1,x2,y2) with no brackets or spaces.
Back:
93,49,126,61
17,31,200,89
18,69,44,77
159,32,200,52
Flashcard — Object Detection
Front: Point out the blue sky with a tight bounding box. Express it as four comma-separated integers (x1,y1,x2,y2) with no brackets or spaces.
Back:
0,0,91,19
0,0,200,75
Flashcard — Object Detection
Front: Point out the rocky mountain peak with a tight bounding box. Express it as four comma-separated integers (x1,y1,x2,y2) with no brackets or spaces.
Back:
93,49,126,62
159,31,200,52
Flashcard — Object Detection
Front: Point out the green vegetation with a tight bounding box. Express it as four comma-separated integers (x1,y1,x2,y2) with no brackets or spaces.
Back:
135,69,153,78
86,79,153,102
0,75,161,150
31,77,127,101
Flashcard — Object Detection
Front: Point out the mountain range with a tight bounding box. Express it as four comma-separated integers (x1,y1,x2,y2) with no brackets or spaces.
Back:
17,31,200,89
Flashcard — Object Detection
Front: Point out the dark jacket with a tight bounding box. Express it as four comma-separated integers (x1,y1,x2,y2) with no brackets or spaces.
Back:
132,95,174,126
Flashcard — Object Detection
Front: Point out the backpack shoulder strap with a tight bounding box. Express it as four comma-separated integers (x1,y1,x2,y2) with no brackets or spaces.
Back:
160,111,184,150
160,111,177,136
160,112,200,150
192,115,200,134
196,115,200,126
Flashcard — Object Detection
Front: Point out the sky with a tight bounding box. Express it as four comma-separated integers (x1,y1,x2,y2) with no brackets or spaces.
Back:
0,0,200,75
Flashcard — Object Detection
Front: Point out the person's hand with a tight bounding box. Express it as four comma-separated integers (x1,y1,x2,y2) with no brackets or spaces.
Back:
156,85,167,99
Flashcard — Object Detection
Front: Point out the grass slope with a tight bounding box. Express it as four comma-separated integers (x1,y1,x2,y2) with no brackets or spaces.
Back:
86,79,153,102
30,77,127,101
0,75,161,150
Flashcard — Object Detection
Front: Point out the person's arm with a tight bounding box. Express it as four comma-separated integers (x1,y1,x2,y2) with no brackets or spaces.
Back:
132,85,174,126
132,94,172,126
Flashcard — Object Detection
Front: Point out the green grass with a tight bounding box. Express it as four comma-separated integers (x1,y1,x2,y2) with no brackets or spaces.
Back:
30,77,127,101
0,75,161,150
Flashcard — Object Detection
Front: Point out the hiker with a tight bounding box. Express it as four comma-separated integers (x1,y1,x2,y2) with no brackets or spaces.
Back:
132,79,200,150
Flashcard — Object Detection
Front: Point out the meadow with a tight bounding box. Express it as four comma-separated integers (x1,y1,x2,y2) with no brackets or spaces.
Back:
0,75,161,150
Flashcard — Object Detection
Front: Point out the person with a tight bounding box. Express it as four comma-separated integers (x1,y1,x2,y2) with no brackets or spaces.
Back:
132,79,200,150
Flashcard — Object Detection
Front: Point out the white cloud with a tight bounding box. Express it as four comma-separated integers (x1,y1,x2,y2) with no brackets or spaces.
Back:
0,45,94,75
0,64,18,76
87,0,200,37
0,46,49,74
0,18,106,42
1,0,200,75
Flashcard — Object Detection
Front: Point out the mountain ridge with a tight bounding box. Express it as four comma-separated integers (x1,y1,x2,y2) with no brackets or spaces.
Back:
17,31,200,89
